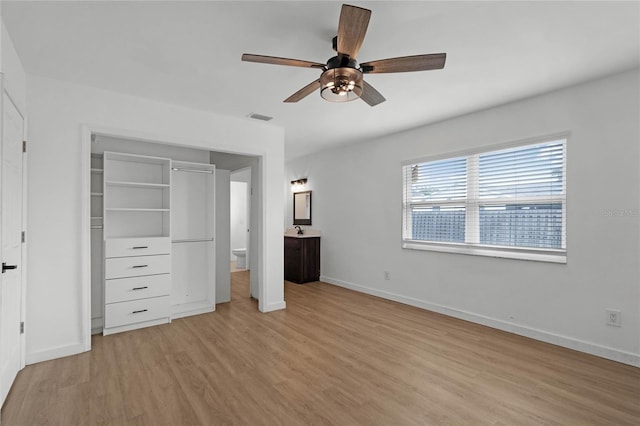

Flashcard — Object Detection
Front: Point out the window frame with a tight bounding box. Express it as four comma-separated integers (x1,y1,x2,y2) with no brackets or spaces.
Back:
401,133,568,263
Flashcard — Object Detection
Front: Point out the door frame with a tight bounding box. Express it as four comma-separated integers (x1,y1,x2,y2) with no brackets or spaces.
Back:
0,76,28,397
79,125,266,351
230,165,258,298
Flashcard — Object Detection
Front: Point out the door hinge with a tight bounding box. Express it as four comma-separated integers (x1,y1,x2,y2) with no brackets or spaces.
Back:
20,322,24,334
22,140,27,153
21,231,25,243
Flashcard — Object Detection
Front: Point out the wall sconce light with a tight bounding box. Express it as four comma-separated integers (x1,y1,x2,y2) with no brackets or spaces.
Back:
290,178,308,192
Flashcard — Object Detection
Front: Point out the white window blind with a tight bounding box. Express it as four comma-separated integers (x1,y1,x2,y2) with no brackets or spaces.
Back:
402,137,567,262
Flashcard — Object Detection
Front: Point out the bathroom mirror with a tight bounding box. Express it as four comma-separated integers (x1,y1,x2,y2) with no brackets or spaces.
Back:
293,191,312,225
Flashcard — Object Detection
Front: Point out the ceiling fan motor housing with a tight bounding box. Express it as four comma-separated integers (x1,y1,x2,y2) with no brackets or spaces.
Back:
320,56,364,102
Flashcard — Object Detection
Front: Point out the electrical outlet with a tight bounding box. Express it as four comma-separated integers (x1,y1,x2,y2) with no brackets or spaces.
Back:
384,271,390,280
606,309,622,327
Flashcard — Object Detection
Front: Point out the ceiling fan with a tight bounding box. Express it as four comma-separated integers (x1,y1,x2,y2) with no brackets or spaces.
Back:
241,4,446,107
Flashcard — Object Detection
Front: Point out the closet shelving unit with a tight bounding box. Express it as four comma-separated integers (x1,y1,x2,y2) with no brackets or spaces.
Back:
90,145,218,335
102,152,172,335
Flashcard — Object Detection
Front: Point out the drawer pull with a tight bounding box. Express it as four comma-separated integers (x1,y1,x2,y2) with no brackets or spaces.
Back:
132,265,148,268
132,246,149,249
132,309,148,314
132,286,148,290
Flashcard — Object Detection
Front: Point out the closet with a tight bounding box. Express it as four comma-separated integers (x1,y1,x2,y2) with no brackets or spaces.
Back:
90,139,216,335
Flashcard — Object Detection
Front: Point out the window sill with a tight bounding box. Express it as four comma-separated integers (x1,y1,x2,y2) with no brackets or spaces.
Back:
402,240,567,264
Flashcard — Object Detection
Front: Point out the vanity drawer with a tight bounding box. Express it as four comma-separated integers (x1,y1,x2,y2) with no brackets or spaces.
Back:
105,237,170,258
104,296,170,328
105,255,171,279
105,274,171,304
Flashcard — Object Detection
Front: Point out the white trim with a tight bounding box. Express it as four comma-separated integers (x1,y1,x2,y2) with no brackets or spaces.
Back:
103,318,170,336
20,118,27,371
171,301,214,319
402,240,567,263
25,342,87,365
321,275,639,367
262,301,286,312
91,317,103,335
81,125,92,351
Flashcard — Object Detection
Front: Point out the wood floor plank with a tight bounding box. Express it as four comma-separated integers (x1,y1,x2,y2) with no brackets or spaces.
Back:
2,272,639,425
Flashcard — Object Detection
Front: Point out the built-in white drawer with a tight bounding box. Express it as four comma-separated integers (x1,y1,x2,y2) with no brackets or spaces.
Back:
105,237,170,258
105,254,171,279
104,295,170,329
105,274,171,304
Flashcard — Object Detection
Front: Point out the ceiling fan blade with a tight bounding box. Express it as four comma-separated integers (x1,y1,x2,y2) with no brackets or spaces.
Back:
361,53,446,74
360,80,386,107
284,80,321,103
336,4,371,59
242,54,325,69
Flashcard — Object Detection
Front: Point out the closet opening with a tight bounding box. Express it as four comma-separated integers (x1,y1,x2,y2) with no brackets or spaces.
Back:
86,131,261,337
230,167,255,302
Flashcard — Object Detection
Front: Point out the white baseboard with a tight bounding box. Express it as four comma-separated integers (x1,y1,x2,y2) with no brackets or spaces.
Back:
26,342,87,365
172,301,215,319
261,300,286,312
91,317,103,335
321,275,640,368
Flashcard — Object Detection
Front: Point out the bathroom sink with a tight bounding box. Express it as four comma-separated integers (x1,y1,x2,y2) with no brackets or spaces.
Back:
284,228,321,238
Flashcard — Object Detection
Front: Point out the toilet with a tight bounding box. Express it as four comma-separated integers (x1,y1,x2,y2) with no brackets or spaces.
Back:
232,248,247,269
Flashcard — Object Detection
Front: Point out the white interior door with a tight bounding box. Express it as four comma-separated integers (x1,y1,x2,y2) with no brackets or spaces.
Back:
0,91,25,406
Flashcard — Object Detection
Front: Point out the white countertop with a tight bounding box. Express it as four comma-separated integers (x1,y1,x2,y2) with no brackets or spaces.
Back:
284,228,321,238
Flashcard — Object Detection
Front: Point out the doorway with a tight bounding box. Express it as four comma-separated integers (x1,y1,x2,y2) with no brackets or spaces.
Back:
230,167,255,299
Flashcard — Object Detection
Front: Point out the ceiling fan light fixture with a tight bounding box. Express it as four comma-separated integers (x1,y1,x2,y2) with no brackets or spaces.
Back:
320,67,363,102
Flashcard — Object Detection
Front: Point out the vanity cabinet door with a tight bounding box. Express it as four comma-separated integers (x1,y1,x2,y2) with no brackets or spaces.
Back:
284,237,302,283
284,237,320,284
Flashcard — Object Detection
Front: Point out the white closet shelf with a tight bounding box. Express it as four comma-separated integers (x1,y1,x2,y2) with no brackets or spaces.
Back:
91,168,104,173
106,208,170,212
91,216,103,220
91,192,103,196
105,180,169,189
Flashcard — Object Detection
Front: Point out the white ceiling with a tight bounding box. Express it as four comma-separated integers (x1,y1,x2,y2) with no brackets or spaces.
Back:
2,1,639,159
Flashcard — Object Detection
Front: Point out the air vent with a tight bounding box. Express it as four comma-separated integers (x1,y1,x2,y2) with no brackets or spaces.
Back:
248,113,273,122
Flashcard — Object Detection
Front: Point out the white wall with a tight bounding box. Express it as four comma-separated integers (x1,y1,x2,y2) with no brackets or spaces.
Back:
230,181,248,255
26,75,285,363
286,69,640,366
92,134,211,162
1,21,26,115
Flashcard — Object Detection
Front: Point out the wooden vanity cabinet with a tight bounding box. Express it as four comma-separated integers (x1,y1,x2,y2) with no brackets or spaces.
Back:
284,236,320,284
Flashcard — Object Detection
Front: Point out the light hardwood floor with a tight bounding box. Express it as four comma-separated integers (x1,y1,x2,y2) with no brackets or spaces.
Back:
2,272,639,425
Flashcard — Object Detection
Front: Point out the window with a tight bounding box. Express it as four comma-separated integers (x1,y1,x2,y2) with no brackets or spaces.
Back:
402,136,566,262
